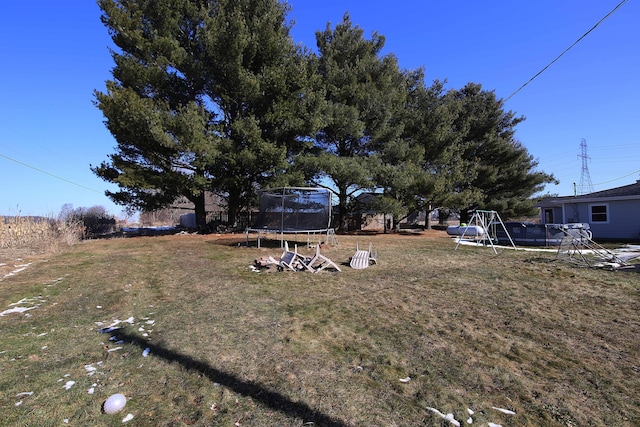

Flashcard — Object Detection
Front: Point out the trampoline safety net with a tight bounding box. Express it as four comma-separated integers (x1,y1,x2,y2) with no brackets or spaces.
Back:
250,187,332,232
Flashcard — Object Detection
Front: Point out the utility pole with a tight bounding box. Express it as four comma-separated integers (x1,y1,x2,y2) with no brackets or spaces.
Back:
577,138,594,195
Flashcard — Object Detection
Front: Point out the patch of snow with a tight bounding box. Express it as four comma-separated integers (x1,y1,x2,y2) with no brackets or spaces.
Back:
1,296,46,316
492,407,515,415
488,423,502,427
1,263,33,280
64,381,75,390
122,413,134,423
16,392,34,397
10,296,46,306
107,347,123,353
0,306,37,316
427,407,461,426
99,317,134,332
142,348,150,357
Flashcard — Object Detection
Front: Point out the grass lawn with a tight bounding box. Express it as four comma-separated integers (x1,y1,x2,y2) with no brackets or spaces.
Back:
1,231,639,426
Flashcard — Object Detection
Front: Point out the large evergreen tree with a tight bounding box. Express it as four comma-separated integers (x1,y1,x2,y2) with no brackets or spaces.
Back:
413,79,483,217
296,14,406,230
93,0,319,227
369,76,555,226
374,73,480,230
94,2,554,229
446,83,557,219
201,0,321,225
93,0,216,225
366,69,429,231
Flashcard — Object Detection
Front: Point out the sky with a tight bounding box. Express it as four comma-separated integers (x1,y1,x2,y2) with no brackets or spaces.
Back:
1,0,638,217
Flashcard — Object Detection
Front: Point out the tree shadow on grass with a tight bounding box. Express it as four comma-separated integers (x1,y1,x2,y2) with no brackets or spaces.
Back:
114,329,348,427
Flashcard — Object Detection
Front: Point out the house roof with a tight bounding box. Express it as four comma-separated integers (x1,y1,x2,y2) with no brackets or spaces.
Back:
171,192,226,212
353,192,382,215
582,179,640,198
540,179,640,206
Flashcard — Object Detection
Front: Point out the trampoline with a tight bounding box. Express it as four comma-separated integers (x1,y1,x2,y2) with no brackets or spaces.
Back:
245,187,337,248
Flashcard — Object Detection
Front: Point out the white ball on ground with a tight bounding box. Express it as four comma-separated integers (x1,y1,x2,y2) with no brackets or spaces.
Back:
103,393,127,414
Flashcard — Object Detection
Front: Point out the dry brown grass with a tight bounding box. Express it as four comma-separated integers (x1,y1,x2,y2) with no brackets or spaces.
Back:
0,216,84,254
0,231,638,426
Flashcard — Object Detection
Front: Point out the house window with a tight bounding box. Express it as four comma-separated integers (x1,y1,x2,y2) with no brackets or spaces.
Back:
590,204,608,223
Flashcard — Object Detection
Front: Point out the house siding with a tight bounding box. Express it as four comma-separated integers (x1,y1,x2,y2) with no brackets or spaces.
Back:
589,199,640,241
539,180,640,242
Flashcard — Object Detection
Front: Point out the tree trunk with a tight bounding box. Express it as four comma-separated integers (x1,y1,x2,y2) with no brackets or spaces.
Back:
337,186,348,232
192,192,207,228
227,189,241,230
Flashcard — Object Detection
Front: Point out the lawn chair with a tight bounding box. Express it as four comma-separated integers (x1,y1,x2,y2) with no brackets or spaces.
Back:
278,241,303,271
350,242,377,269
304,244,342,272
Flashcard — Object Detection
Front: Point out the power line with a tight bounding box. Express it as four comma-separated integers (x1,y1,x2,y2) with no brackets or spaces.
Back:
505,0,629,102
0,124,100,174
0,152,103,194
592,169,640,187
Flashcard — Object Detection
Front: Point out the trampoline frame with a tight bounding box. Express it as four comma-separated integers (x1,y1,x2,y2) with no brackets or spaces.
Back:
245,187,337,248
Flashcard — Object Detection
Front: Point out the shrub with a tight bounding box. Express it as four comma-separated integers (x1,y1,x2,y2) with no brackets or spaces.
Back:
59,205,117,238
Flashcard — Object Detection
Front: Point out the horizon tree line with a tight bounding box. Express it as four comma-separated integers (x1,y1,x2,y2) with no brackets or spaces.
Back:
92,0,556,230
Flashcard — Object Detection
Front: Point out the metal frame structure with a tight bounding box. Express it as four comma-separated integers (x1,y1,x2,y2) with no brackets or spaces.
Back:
454,210,517,254
557,226,629,268
245,187,337,248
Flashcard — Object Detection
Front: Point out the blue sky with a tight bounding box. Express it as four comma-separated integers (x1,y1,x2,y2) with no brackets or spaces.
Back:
1,1,638,217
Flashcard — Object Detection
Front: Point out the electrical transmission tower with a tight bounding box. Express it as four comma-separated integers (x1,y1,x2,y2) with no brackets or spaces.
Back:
577,138,594,195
